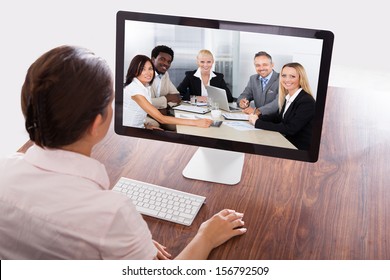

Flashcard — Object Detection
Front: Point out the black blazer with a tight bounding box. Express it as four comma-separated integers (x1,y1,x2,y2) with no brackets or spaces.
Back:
177,70,233,102
254,90,315,150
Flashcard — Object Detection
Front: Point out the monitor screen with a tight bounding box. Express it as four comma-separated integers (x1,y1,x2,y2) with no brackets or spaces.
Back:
114,11,334,167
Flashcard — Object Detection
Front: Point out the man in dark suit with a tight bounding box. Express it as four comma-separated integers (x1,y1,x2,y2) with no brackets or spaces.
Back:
236,51,279,116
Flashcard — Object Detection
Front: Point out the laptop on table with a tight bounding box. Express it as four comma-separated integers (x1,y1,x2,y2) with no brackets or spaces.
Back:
205,85,241,112
206,85,250,121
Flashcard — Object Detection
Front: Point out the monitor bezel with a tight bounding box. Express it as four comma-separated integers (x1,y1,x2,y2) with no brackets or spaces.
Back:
114,11,334,162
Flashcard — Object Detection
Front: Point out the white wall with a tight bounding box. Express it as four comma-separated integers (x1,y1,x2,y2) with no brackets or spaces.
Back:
1,0,389,157
237,33,323,98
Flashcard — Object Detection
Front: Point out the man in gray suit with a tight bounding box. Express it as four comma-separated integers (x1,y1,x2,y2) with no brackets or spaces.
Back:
237,51,279,116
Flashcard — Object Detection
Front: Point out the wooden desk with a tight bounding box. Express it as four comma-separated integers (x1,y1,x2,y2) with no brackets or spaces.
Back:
18,87,390,259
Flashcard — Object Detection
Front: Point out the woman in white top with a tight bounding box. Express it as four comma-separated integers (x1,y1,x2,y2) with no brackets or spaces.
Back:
0,46,246,260
123,55,213,129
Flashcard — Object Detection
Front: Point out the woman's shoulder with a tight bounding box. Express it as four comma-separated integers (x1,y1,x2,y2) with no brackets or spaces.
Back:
299,90,315,100
185,70,197,76
212,71,224,78
125,79,147,95
297,90,316,105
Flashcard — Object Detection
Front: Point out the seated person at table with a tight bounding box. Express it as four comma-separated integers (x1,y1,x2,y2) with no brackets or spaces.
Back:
149,45,181,130
236,51,279,116
177,49,233,102
123,54,212,130
248,62,315,150
0,45,246,260
150,45,181,111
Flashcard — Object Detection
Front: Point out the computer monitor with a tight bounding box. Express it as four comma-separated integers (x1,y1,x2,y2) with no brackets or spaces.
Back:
114,11,334,184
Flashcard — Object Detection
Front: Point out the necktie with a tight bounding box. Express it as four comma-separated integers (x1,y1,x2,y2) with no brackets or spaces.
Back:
261,78,268,90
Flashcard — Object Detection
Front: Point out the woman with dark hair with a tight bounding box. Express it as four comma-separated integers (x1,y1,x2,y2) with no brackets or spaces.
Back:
249,62,315,150
0,46,246,260
123,54,212,129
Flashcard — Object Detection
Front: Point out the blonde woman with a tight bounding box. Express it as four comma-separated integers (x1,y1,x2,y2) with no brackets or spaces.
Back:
177,49,233,102
249,62,315,150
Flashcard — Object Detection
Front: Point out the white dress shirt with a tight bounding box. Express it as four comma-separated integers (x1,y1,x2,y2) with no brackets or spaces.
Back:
153,71,163,98
123,78,151,128
193,67,216,96
0,145,157,259
283,88,302,118
150,71,179,109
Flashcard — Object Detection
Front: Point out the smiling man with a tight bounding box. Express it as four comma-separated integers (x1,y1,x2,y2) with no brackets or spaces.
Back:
150,45,181,111
236,51,279,116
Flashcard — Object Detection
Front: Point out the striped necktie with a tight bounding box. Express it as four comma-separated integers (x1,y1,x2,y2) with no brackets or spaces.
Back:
261,78,268,90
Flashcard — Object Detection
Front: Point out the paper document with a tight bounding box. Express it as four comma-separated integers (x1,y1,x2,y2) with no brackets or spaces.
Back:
178,114,212,120
222,113,249,121
224,121,258,131
173,104,210,114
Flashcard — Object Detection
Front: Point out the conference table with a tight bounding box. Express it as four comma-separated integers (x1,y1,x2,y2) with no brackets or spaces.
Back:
18,86,390,259
173,105,297,149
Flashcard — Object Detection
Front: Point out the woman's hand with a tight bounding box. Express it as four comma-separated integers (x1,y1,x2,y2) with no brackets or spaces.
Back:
144,123,164,130
153,240,172,260
248,114,259,125
197,209,247,249
195,118,213,128
174,209,247,260
197,96,208,103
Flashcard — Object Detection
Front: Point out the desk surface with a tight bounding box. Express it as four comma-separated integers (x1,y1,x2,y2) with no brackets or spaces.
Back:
18,86,390,259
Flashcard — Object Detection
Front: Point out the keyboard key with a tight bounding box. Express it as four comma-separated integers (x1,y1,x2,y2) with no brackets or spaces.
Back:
135,206,158,216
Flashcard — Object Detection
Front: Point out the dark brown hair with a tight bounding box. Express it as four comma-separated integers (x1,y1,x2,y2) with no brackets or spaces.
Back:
21,45,113,148
254,51,273,63
124,54,155,87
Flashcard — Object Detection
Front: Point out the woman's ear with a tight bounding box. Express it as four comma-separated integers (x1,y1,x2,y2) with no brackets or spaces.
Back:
89,114,104,137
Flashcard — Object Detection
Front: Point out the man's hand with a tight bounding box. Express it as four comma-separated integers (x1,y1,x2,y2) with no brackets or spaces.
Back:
239,98,249,109
165,93,181,104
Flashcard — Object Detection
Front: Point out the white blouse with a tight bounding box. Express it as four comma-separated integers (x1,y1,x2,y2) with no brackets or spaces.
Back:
123,78,152,128
0,145,157,259
283,88,302,118
193,67,216,96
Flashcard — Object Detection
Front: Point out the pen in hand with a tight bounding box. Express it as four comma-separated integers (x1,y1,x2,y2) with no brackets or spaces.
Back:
240,98,249,109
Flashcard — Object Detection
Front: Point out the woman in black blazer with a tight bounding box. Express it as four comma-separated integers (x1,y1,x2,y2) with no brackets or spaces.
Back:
177,49,233,102
249,62,315,150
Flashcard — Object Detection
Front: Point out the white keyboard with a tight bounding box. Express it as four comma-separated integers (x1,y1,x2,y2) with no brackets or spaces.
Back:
112,177,206,226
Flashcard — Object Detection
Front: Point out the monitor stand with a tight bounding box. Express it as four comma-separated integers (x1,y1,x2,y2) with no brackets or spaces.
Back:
182,147,244,185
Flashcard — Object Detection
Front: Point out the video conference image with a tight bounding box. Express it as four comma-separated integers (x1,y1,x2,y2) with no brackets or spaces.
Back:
115,12,333,161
